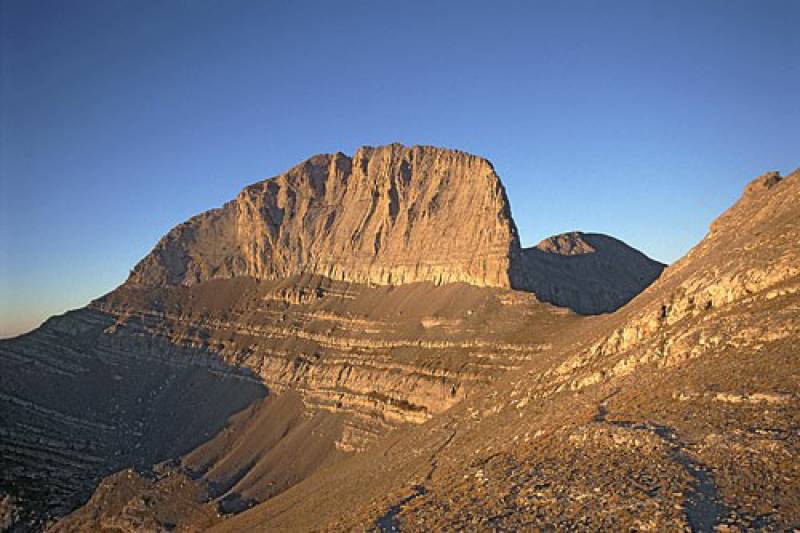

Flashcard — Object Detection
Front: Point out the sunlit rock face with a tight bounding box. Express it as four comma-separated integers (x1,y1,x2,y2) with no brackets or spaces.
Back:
127,143,664,314
128,144,521,290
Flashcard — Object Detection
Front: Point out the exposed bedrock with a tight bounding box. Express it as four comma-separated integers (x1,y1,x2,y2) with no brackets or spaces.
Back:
128,144,519,290
0,145,671,529
127,144,663,314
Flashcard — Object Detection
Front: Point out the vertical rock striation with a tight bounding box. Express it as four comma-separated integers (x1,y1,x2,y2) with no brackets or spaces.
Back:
126,143,664,314
128,144,520,289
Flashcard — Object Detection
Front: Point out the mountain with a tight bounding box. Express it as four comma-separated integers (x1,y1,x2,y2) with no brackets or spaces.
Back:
125,144,661,313
197,168,799,531
6,145,773,532
127,145,520,289
516,231,665,313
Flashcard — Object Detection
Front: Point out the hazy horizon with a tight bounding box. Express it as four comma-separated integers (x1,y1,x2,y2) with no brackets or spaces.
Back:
2,0,799,338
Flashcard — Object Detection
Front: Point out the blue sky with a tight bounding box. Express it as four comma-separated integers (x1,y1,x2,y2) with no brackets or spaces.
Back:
1,0,798,337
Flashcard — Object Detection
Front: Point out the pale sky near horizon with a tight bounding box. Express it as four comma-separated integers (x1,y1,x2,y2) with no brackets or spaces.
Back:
1,0,799,338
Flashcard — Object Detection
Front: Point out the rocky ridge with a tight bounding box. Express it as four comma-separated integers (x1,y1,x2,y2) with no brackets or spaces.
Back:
128,145,520,290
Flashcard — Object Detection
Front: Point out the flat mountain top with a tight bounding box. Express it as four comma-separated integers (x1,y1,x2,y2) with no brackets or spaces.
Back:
128,144,520,290
126,143,662,314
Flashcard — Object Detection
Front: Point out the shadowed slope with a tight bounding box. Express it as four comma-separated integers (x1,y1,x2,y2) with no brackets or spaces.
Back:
0,309,267,530
514,232,665,314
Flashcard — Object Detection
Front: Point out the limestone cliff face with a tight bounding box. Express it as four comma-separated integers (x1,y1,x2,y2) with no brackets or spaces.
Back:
128,144,520,289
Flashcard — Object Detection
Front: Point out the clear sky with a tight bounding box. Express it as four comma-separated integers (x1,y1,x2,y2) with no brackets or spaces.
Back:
1,0,798,338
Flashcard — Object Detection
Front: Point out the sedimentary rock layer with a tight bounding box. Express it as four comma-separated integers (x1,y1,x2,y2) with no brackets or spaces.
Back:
0,274,575,529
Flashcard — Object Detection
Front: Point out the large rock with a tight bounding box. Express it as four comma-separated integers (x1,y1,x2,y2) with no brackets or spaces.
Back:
127,144,663,314
128,144,520,289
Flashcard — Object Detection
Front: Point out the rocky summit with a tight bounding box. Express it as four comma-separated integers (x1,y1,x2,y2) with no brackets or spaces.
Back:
126,144,661,314
128,145,520,290
516,232,665,314
0,145,797,532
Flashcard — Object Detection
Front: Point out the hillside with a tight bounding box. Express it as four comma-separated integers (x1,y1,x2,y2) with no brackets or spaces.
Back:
5,147,788,532
209,168,799,531
515,232,664,313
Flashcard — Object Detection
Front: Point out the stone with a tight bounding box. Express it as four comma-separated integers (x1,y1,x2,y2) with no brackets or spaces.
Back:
128,144,520,290
127,144,663,314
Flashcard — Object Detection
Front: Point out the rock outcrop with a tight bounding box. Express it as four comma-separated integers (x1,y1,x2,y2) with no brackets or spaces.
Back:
568,169,800,379
127,144,663,314
128,144,520,289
